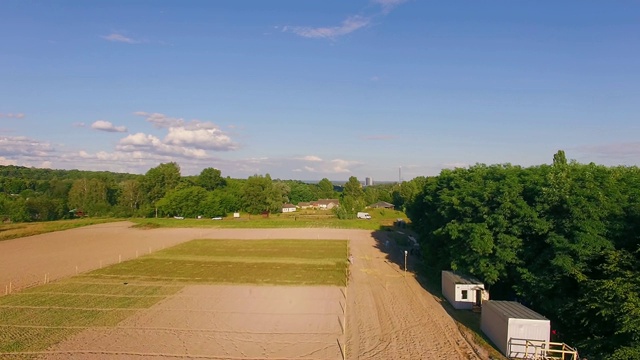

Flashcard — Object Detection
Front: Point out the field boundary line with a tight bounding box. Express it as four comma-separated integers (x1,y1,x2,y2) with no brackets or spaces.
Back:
0,324,340,335
0,305,343,315
0,349,304,359
9,292,169,298
0,305,144,311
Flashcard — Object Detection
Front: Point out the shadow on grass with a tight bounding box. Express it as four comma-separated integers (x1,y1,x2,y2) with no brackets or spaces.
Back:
370,226,507,360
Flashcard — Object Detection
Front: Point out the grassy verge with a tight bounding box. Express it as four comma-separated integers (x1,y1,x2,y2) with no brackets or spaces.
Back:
0,238,348,355
0,218,122,242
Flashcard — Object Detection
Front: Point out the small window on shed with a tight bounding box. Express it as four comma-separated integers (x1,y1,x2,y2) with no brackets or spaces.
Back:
461,290,468,300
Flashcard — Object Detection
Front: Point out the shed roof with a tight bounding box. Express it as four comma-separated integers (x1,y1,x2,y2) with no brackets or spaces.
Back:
486,300,549,321
443,270,484,285
370,201,395,208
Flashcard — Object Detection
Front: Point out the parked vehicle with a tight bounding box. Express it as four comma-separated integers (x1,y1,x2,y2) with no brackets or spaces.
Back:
357,212,371,219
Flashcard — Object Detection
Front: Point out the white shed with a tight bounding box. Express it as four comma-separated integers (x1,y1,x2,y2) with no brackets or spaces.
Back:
441,270,486,310
282,204,296,213
481,300,550,358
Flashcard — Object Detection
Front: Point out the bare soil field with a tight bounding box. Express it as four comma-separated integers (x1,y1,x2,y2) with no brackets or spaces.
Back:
1,222,483,359
44,285,344,360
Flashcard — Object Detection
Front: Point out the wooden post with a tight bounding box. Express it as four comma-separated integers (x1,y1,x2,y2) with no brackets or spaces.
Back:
119,254,122,263
343,340,346,360
9,282,11,294
75,265,78,275
5,285,7,295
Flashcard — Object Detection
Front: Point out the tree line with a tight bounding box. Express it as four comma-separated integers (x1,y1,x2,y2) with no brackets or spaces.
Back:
404,151,640,359
0,163,406,221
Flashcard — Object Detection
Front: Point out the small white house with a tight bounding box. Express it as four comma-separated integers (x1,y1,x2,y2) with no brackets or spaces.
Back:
481,300,550,358
441,270,487,310
282,203,296,213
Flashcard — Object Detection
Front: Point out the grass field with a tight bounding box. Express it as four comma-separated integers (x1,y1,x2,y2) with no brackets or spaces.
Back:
90,239,349,285
0,218,122,242
0,238,348,355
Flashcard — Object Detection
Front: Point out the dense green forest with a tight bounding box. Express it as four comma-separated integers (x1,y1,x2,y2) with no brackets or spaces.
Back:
0,163,399,221
403,151,640,359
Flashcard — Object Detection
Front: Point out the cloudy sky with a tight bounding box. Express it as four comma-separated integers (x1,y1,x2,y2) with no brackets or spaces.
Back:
1,1,639,181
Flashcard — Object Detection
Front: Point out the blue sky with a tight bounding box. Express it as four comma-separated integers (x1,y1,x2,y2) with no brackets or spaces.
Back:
1,1,639,181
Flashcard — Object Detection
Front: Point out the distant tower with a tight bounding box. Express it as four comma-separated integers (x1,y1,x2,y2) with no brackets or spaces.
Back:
399,167,402,183
365,177,373,186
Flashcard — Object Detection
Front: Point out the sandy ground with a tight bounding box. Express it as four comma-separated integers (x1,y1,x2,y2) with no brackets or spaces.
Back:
1,222,484,359
44,285,345,360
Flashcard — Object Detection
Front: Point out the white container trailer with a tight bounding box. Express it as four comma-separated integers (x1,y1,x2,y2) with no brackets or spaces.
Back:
481,300,550,358
441,270,486,310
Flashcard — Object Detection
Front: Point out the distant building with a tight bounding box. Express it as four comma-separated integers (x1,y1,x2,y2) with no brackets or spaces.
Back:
365,177,373,186
282,203,296,213
369,201,394,209
297,202,312,209
316,199,340,210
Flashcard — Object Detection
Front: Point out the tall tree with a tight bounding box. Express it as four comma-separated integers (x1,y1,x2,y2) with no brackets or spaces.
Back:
142,162,181,216
117,179,143,216
198,167,226,191
157,186,208,218
242,174,280,214
343,176,364,199
68,178,110,216
317,178,336,199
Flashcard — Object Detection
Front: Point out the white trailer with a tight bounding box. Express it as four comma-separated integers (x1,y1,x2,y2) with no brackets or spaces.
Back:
481,300,550,358
441,271,486,310
357,212,371,219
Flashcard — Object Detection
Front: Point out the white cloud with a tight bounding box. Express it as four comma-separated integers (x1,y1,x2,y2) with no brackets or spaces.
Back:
0,156,17,165
0,136,53,157
372,0,408,14
291,155,361,174
284,15,371,40
73,122,86,127
133,111,238,151
133,111,184,128
91,120,128,133
282,0,408,40
117,133,208,159
297,155,323,162
102,33,140,44
165,127,236,151
328,159,355,173
0,113,26,119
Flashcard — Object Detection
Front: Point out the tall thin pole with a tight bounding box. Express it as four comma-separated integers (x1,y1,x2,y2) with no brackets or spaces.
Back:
404,250,408,276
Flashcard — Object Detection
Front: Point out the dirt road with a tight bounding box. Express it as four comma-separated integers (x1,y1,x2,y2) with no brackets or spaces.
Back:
345,230,481,359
